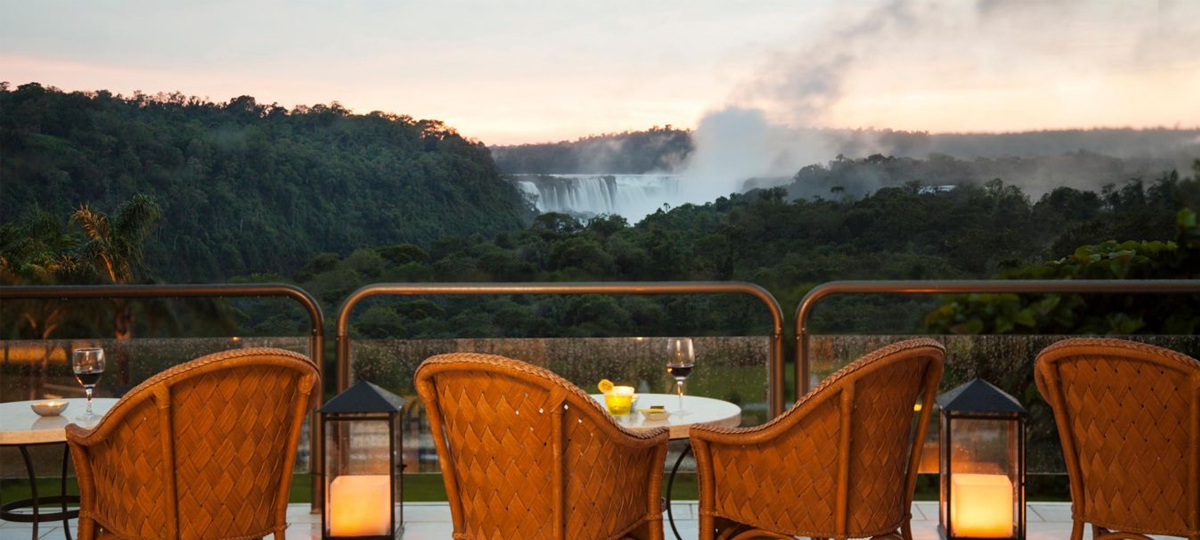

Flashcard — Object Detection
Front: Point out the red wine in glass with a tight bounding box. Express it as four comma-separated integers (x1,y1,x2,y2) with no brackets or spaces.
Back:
74,371,104,387
72,348,106,423
666,338,695,415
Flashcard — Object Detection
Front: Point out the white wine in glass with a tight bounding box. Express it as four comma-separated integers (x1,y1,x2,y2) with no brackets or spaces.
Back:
665,338,695,415
73,348,106,424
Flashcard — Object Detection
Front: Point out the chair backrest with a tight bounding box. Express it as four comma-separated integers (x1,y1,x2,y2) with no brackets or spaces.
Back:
69,347,319,540
415,352,665,540
705,338,943,536
1035,338,1200,535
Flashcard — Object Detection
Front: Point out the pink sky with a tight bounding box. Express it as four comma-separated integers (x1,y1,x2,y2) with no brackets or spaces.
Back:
2,0,1197,145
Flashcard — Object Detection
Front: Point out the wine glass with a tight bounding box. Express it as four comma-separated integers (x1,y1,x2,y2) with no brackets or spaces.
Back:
665,338,695,415
73,348,106,424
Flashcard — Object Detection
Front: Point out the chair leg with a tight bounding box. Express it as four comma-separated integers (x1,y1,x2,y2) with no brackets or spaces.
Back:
900,519,913,540
700,513,717,540
76,519,94,540
1069,520,1084,540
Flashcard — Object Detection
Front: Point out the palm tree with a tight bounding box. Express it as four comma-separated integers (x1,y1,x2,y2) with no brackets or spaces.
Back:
1,208,84,398
71,194,163,286
71,194,163,383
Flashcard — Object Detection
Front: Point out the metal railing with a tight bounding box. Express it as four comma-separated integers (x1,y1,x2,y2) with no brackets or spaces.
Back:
8,278,1198,508
0,284,326,511
793,279,1200,397
335,281,787,417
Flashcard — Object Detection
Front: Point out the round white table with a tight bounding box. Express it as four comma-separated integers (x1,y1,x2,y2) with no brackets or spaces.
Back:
0,398,119,540
589,393,742,439
0,399,118,445
592,393,741,540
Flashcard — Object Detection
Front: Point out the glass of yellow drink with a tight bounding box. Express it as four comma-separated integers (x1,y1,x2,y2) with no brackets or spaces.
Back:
604,386,636,415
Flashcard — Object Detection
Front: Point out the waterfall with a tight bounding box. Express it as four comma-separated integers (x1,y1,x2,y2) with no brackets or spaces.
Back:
512,174,681,220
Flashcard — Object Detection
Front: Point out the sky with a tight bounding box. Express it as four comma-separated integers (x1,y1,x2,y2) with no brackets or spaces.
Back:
1,0,1198,145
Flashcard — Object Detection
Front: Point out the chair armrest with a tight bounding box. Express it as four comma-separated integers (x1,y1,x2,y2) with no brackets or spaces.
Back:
65,424,99,445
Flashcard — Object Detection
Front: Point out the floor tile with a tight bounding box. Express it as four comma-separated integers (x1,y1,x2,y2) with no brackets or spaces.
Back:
3,502,1177,540
1030,502,1073,522
912,501,938,521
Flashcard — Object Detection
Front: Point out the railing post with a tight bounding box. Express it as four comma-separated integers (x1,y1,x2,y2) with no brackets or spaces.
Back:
0,284,326,513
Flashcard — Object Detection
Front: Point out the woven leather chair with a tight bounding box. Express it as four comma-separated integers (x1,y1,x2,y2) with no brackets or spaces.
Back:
690,339,945,540
1035,338,1200,540
66,347,320,540
415,352,670,540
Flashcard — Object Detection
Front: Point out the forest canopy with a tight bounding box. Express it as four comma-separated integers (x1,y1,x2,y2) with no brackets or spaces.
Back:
2,83,1197,343
0,83,533,281
490,126,692,174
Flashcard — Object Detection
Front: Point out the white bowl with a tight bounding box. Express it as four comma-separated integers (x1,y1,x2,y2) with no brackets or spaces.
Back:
31,400,69,417
639,407,672,421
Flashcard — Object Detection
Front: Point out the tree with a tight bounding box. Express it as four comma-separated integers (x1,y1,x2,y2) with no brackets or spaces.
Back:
71,194,163,286
70,194,163,383
925,209,1200,336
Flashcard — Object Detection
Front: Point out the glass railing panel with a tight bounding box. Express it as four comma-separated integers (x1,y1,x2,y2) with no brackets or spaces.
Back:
807,334,1200,474
0,336,313,481
350,336,771,474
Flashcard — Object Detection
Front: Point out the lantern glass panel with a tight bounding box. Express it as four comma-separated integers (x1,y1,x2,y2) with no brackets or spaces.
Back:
941,416,1020,539
323,415,399,539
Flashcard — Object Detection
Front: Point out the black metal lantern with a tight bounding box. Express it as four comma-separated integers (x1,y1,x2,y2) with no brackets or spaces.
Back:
937,379,1026,540
320,381,405,539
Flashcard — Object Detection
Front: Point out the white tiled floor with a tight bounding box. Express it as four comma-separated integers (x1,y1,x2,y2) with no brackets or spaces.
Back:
0,502,1179,540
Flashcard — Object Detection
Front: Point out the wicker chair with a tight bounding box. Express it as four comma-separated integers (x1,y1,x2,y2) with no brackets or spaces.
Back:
415,353,669,540
1035,338,1200,540
66,347,320,540
690,339,945,540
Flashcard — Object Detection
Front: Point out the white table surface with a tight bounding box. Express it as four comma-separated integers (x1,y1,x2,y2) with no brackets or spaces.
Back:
591,393,741,439
0,398,119,445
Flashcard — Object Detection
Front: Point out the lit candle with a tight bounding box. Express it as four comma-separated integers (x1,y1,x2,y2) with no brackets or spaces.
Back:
951,473,1013,538
330,475,391,536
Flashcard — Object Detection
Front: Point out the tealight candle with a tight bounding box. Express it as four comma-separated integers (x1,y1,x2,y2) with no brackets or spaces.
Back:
30,400,69,416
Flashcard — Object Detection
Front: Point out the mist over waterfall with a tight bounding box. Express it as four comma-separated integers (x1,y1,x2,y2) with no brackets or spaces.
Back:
513,174,681,220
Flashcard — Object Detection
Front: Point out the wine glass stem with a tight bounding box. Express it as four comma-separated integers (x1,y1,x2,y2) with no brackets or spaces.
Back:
676,380,684,411
85,386,94,414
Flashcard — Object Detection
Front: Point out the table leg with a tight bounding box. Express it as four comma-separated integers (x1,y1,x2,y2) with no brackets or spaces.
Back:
0,443,81,539
61,444,73,540
665,442,691,540
19,445,40,540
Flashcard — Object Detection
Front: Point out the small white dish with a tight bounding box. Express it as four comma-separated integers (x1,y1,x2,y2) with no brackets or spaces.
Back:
31,400,69,417
639,407,671,421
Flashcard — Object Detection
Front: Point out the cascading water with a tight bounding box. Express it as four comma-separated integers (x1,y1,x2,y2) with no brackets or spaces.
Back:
512,174,682,220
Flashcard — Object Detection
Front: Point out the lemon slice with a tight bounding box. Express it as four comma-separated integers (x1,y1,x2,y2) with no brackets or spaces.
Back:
598,379,614,394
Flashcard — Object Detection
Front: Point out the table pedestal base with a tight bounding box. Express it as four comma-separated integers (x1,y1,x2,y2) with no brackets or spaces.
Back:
0,443,77,540
665,442,691,540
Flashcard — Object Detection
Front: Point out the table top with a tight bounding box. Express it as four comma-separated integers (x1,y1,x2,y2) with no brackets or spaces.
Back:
0,399,119,445
590,393,741,439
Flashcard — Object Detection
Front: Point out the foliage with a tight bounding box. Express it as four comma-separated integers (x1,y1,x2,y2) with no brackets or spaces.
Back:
0,83,532,281
1,194,163,342
261,167,1198,340
926,208,1200,336
1,194,162,286
491,126,692,174
781,151,1190,203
